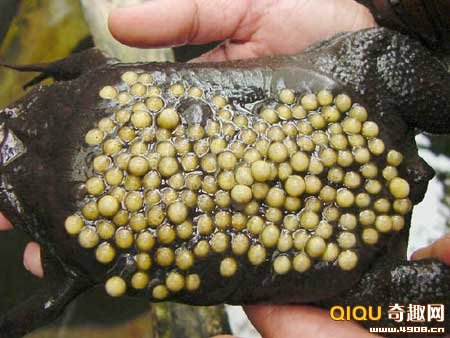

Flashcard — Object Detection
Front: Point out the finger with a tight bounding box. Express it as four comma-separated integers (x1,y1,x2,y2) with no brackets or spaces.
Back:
109,0,253,48
211,336,236,338
411,234,450,265
0,212,13,231
245,305,379,338
23,242,44,278
410,246,432,261
192,41,266,63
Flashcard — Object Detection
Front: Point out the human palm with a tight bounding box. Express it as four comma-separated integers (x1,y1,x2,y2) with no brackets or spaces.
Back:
108,0,376,61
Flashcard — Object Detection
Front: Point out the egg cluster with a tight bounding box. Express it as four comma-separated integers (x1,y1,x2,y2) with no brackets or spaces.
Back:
64,70,412,299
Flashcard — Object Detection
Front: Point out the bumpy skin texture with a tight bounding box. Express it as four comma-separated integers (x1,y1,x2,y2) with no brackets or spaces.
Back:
0,28,449,338
355,0,450,57
308,29,450,134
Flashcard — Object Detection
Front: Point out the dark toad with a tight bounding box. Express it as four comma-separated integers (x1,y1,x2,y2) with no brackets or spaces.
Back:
0,28,449,338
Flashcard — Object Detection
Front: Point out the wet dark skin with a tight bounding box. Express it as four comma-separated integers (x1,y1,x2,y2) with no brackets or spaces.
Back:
0,1,448,338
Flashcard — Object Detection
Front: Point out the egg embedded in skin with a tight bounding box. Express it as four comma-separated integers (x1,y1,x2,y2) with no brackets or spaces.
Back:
66,79,413,299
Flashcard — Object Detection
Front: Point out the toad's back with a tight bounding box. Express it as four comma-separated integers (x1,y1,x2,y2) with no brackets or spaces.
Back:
62,65,417,304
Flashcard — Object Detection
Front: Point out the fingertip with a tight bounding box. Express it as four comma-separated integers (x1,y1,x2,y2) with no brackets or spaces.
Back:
108,5,148,48
108,0,253,49
0,212,13,231
108,9,121,42
410,246,432,261
243,304,274,319
431,234,450,265
411,234,450,265
23,242,44,278
107,0,192,48
108,7,141,47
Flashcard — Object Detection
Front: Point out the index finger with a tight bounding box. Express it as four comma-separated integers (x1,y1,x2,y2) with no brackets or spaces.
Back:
108,0,253,48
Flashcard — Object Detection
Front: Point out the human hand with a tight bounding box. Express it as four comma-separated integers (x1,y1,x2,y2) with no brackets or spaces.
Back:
108,0,377,62
0,213,43,277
